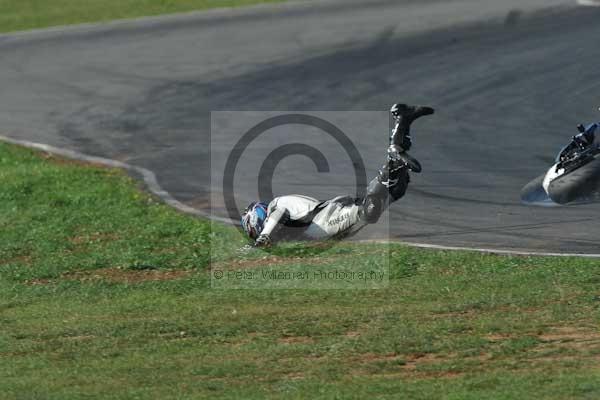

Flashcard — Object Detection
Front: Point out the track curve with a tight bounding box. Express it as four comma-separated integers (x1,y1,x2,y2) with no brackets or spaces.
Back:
2,0,600,254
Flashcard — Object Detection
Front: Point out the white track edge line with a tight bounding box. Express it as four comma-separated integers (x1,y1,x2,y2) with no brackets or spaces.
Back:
2,135,599,258
359,240,600,258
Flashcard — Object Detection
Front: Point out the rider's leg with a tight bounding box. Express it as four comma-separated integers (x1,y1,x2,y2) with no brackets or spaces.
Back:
361,159,409,224
359,104,433,223
358,103,434,224
304,196,362,240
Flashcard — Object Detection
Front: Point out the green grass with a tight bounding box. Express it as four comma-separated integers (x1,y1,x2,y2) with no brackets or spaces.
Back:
2,142,600,399
0,0,285,33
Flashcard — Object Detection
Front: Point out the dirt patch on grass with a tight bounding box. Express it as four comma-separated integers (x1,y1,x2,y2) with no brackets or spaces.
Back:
278,336,315,345
222,256,289,270
487,326,600,348
68,267,191,283
434,305,544,320
539,326,600,342
352,352,465,379
358,352,404,362
356,352,444,370
1,254,32,265
485,333,515,341
285,372,305,380
214,255,343,270
484,327,600,366
63,335,96,341
532,326,600,356
351,347,596,380
27,267,192,285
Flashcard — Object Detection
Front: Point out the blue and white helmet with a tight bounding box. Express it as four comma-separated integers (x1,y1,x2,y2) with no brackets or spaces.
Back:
240,202,268,240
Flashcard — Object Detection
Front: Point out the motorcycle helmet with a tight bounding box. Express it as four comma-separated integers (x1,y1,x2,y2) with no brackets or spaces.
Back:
240,202,269,240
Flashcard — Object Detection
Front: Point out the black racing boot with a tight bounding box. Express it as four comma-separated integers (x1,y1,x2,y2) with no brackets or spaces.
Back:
390,104,435,122
389,103,435,150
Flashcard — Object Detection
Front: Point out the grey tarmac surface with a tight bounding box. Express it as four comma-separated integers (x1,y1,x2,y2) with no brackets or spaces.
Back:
2,0,600,254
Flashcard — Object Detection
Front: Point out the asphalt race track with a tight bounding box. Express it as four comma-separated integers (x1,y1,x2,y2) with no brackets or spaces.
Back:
2,0,600,254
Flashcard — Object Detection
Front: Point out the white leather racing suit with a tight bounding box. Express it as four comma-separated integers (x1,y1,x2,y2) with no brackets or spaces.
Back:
260,194,365,242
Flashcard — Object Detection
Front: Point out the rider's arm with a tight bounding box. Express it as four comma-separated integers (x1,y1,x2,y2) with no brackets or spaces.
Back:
255,205,289,247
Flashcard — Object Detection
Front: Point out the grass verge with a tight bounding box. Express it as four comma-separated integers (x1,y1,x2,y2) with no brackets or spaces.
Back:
1,142,600,399
0,0,285,33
